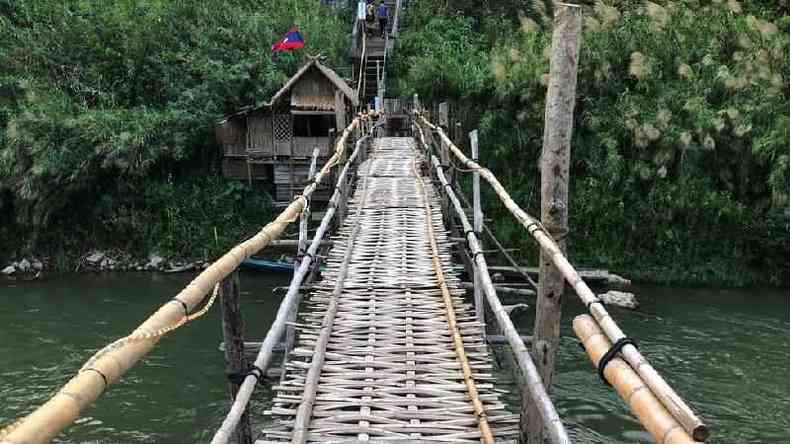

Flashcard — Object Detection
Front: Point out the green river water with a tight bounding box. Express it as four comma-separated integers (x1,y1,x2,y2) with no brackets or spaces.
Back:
1,272,788,443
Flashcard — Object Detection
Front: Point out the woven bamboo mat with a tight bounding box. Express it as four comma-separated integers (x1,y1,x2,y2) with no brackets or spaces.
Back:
260,138,518,443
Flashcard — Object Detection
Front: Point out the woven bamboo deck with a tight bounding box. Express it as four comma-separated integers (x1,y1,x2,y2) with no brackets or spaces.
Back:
260,137,519,443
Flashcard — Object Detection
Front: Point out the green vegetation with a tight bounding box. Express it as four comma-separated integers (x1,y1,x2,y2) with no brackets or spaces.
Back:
1,0,787,285
395,0,790,285
0,0,349,262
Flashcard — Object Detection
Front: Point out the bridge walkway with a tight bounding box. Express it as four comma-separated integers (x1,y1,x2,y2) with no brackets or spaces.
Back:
259,137,519,443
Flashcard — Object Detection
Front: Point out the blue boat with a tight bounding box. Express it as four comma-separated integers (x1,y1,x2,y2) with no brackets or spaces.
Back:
240,258,296,272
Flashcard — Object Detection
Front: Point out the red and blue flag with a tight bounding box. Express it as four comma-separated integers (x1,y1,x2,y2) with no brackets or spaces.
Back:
272,26,305,52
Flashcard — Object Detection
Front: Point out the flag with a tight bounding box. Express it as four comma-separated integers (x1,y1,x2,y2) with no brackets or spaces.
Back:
272,26,305,52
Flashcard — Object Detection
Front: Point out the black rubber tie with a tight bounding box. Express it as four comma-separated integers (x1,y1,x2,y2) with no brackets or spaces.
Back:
227,365,265,385
472,251,485,261
597,337,638,386
83,367,109,389
171,298,189,316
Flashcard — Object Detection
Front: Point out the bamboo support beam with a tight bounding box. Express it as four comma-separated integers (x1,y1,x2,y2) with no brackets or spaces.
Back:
415,123,571,444
417,112,708,441
574,315,701,444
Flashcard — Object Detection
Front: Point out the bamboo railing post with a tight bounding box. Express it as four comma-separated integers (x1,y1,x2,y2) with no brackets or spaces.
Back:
286,147,321,360
525,5,582,443
470,130,485,331
219,272,252,444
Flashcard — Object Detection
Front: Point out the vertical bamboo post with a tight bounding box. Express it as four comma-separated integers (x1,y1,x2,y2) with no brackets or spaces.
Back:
337,139,349,229
470,130,485,332
219,272,253,444
523,5,582,443
287,147,321,357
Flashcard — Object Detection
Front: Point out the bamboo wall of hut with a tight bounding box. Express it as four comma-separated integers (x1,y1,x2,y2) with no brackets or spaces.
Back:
216,59,358,203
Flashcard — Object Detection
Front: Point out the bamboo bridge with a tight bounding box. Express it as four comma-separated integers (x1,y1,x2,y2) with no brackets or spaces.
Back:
1,4,710,444
0,110,708,444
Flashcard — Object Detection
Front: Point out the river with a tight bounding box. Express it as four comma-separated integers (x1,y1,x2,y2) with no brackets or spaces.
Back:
1,273,788,443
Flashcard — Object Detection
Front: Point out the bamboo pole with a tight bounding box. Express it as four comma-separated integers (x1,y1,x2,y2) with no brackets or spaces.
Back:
218,272,252,444
0,113,373,444
291,149,374,444
285,147,322,362
210,122,377,444
414,123,570,444
574,315,701,444
529,5,582,443
417,112,708,441
412,156,495,444
470,130,485,332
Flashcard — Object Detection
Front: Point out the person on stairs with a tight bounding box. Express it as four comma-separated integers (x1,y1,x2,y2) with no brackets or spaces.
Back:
377,1,388,39
365,0,375,36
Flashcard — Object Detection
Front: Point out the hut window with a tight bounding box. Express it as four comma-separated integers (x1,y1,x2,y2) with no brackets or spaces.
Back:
293,115,334,137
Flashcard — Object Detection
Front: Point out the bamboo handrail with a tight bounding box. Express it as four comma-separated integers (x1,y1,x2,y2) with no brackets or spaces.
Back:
415,123,571,444
211,117,383,444
416,113,708,441
0,113,374,444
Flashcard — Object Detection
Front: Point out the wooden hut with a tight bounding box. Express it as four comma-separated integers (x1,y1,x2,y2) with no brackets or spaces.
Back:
216,58,358,203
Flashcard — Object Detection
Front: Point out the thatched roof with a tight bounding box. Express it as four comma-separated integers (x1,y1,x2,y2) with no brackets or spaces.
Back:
268,59,357,107
219,59,357,122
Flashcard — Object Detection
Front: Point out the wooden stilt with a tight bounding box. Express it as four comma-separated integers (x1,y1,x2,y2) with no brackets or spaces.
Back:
219,272,253,444
524,5,582,444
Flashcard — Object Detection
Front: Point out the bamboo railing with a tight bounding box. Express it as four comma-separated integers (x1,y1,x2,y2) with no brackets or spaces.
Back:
210,116,384,444
0,112,377,444
416,113,708,442
414,123,571,444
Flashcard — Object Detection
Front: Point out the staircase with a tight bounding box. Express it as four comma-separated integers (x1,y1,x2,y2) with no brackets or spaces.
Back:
356,0,402,105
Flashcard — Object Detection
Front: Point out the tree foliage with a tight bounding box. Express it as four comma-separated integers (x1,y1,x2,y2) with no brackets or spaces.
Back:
396,0,790,284
0,0,349,257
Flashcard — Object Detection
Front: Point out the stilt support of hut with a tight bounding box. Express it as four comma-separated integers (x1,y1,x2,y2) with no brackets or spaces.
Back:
523,4,582,443
219,271,253,444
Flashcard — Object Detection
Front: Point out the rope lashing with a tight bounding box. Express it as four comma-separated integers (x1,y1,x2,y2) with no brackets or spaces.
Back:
79,283,221,375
